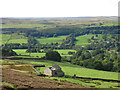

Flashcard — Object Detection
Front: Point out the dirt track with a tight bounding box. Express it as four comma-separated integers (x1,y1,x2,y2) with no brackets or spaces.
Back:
2,68,98,89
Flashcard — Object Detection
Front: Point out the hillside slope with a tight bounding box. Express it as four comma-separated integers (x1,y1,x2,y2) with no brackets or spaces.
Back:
2,68,96,89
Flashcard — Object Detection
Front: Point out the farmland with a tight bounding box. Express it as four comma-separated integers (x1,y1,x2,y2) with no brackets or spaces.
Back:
2,60,87,89
8,59,119,88
1,17,120,89
37,35,67,44
1,33,104,46
75,34,103,46
13,49,76,57
0,34,11,45
13,59,118,80
1,33,28,45
1,34,67,44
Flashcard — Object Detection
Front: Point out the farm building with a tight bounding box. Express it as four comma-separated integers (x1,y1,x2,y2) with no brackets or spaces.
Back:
44,65,64,77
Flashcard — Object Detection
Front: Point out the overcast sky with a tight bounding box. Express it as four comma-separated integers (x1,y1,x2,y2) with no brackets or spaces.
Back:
0,0,119,17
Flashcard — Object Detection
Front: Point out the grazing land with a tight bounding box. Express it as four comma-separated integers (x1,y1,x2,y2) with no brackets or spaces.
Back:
75,34,103,46
8,39,27,44
2,59,119,88
13,49,76,57
1,17,120,89
13,59,119,80
1,34,11,45
37,35,67,44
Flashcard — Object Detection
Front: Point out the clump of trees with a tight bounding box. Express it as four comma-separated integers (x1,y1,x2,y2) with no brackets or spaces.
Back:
1,47,17,56
26,36,41,53
71,49,120,72
60,33,76,49
45,50,61,62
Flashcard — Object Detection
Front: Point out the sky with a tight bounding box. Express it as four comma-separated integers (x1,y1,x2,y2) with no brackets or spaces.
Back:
0,0,119,17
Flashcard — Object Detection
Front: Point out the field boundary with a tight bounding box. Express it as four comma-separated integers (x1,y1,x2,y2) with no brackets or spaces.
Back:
64,75,120,83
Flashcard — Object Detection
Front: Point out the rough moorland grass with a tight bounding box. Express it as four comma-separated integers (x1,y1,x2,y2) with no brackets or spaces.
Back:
14,59,119,80
2,23,56,29
75,34,103,46
1,82,16,89
37,36,67,44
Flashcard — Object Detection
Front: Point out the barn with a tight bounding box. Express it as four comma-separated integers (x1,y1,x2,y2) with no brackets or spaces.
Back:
44,65,64,77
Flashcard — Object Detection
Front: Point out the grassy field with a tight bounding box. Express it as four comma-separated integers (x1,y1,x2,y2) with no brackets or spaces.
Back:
7,33,28,44
1,34,67,44
14,59,119,80
1,34,11,45
1,34,28,44
2,33,104,46
13,59,119,88
1,59,119,88
75,34,103,46
13,49,76,57
37,35,67,44
13,49,45,58
46,77,119,88
8,39,28,44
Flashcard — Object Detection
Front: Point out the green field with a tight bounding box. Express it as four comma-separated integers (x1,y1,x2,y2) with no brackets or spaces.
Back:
56,49,76,54
46,77,119,88
13,49,76,57
8,39,28,44
1,34,11,45
2,33,104,46
13,49,45,58
75,34,103,46
13,59,119,88
14,59,119,80
2,59,119,88
1,34,28,44
1,34,67,44
37,35,67,44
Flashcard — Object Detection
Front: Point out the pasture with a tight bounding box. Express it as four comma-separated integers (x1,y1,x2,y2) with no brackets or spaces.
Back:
37,35,67,44
1,34,28,44
1,34,11,45
14,59,119,80
13,59,119,88
1,34,67,45
13,49,45,58
13,49,76,57
75,34,103,46
8,39,27,44
47,77,119,88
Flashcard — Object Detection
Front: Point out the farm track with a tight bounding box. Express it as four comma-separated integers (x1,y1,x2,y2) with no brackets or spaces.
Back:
2,68,97,89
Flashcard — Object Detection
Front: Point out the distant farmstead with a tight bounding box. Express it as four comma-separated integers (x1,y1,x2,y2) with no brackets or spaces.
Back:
44,65,64,77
